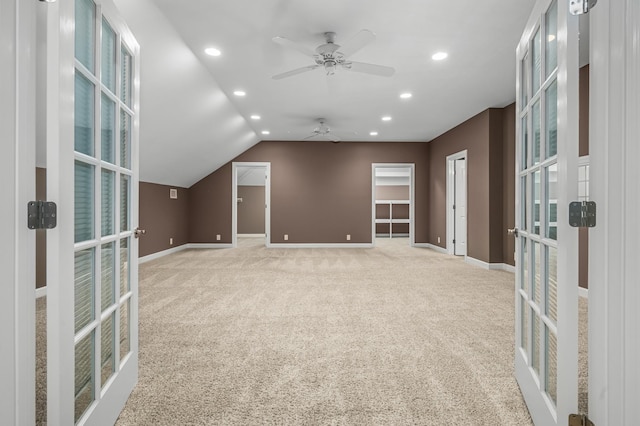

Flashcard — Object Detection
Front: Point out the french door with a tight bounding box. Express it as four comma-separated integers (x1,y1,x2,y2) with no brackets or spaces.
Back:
46,0,140,424
515,0,580,424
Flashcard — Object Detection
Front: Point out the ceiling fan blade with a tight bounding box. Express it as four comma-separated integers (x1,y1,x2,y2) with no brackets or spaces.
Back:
344,61,395,77
337,29,376,58
272,65,319,80
324,133,341,142
272,36,317,57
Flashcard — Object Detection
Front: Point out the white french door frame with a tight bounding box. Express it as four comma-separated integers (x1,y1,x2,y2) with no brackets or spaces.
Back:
371,163,415,246
232,162,271,248
46,0,140,424
0,0,36,424
589,1,640,424
446,150,467,256
515,0,579,424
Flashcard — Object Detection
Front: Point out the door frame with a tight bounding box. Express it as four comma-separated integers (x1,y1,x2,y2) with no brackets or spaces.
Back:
446,150,467,256
232,162,271,248
371,163,415,246
0,0,37,423
589,1,640,423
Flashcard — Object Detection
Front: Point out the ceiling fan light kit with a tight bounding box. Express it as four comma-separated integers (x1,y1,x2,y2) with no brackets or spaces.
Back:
272,29,395,80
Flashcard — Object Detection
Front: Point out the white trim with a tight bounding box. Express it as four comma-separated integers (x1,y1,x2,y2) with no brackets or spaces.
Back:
414,243,448,254
0,0,36,422
464,257,515,272
187,243,234,249
232,162,271,248
446,150,468,256
138,245,189,264
589,1,640,423
499,263,516,273
238,234,266,238
35,287,47,299
270,243,374,249
372,163,415,247
578,287,588,299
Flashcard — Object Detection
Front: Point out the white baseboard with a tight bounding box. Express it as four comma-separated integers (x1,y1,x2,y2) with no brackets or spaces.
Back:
187,243,234,249
238,234,265,238
139,245,189,264
268,243,374,249
465,257,516,273
414,243,448,254
579,287,588,298
35,286,47,299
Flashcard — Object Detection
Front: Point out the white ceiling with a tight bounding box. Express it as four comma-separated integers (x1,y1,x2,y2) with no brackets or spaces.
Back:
113,0,536,187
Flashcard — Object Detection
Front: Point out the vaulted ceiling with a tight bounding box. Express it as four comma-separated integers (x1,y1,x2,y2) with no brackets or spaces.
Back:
113,0,536,187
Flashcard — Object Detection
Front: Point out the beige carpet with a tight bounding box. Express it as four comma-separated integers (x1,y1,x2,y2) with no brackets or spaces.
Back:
116,237,538,425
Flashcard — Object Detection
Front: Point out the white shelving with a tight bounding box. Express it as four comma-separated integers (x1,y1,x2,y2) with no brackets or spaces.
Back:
375,200,410,238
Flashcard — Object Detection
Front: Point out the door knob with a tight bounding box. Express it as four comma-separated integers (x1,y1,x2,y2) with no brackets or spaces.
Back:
507,228,519,238
134,228,146,238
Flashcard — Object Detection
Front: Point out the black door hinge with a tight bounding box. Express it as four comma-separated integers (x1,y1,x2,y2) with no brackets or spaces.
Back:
569,414,594,426
27,201,57,230
569,201,596,228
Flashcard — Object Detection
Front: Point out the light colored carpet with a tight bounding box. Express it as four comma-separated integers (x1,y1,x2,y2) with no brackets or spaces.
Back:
116,237,536,425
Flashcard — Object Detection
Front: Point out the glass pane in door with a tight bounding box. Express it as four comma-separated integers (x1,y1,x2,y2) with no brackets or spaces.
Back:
75,0,95,72
101,19,116,93
545,1,558,76
74,332,95,422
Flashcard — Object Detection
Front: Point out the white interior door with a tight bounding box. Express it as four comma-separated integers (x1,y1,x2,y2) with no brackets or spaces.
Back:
46,0,140,424
515,0,579,424
454,158,467,256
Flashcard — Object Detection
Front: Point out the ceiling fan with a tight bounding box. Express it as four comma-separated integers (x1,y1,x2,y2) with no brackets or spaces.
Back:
272,29,395,80
304,119,341,143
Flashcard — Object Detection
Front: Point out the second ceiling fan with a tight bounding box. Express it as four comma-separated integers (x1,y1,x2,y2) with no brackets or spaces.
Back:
272,29,395,80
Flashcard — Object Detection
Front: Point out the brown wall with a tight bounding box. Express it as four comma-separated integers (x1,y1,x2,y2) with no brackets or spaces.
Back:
427,108,511,264
578,65,590,288
502,103,517,266
36,168,46,288
189,141,429,244
376,185,409,200
139,182,189,257
237,186,265,234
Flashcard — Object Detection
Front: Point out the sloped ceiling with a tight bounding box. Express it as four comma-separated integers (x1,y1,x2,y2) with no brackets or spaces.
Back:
113,0,536,187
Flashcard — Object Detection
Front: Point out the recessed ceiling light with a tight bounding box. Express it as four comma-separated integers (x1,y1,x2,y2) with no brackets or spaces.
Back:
400,92,413,99
250,115,261,120
432,52,448,61
204,47,221,57
370,131,379,136
261,130,270,135
381,116,392,122
233,90,246,97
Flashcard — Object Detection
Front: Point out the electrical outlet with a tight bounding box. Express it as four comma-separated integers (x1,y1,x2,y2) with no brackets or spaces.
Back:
169,237,173,245
216,234,221,241
438,236,441,244
284,234,288,241
346,234,351,241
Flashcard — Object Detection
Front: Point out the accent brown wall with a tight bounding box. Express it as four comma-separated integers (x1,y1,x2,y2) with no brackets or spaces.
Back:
376,185,409,200
237,186,265,234
189,141,429,244
427,107,513,265
578,65,590,288
502,103,516,267
139,182,189,257
36,168,46,288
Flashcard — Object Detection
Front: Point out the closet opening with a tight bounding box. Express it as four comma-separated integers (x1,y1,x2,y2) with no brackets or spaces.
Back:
371,164,415,247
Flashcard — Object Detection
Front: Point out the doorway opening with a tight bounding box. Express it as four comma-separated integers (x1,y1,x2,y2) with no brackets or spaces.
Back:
371,164,415,247
446,151,467,257
232,162,271,248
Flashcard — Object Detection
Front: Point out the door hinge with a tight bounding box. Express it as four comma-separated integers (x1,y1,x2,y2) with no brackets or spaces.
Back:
453,204,456,210
453,239,456,244
569,414,594,426
569,201,596,228
27,201,57,230
570,0,597,15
